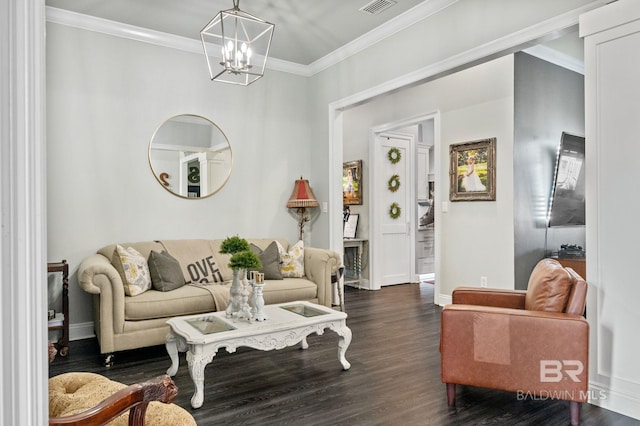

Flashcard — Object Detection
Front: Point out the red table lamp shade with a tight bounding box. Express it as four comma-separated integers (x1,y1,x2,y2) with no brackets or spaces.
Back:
287,178,319,208
286,178,319,240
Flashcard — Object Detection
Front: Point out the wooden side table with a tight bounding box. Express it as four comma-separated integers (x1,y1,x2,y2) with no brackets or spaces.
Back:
48,260,69,356
552,257,586,281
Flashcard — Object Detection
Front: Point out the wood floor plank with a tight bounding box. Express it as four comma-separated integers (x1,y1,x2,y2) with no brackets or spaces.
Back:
49,283,639,425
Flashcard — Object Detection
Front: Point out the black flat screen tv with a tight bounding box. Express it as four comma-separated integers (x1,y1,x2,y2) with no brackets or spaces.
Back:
547,132,586,227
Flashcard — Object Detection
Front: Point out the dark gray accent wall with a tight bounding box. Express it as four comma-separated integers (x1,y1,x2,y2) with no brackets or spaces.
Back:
513,52,585,290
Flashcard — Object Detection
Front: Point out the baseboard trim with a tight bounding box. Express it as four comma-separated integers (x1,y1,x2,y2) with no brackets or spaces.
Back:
69,321,95,341
589,381,640,421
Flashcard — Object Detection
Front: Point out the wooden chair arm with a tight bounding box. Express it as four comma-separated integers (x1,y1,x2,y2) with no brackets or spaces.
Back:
49,375,178,426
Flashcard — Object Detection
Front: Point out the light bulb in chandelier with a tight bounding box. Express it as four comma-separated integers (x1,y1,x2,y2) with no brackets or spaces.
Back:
220,40,253,73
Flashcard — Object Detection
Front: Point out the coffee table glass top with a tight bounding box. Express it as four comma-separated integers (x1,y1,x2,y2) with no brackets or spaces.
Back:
280,304,329,318
186,316,236,335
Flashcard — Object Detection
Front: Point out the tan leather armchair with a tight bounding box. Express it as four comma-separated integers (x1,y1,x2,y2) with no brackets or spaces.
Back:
441,258,588,426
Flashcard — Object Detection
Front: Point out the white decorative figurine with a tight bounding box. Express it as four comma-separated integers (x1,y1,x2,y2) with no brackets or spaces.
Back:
251,273,268,321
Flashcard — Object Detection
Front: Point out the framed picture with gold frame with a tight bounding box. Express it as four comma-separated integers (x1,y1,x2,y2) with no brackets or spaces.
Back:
343,160,362,205
449,138,496,201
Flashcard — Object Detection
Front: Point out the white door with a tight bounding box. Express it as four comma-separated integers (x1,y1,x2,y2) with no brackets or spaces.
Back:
376,134,413,286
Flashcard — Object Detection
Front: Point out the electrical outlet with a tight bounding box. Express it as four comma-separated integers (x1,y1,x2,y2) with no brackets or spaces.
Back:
480,276,488,287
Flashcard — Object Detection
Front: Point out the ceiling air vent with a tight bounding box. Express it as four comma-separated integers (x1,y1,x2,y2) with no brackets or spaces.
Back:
359,0,397,15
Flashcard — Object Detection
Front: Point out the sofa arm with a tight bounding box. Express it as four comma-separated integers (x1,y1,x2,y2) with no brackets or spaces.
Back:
441,304,589,401
304,247,341,307
78,253,123,295
78,253,126,353
452,286,527,309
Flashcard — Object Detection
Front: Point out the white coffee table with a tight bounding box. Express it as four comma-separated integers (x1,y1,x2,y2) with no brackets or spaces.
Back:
165,301,352,408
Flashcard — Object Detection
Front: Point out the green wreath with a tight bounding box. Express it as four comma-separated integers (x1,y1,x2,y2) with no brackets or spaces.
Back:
387,148,401,164
388,174,401,192
389,202,402,219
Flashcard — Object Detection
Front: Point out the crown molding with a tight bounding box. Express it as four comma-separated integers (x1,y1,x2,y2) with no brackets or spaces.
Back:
46,6,203,54
522,44,584,75
45,6,310,76
46,1,459,78
308,0,459,75
330,1,605,112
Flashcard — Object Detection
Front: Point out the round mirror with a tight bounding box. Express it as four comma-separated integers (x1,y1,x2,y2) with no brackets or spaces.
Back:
149,114,232,198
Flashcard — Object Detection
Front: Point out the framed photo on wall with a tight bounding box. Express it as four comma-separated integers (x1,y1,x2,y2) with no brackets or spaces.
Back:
343,160,363,205
449,138,496,201
343,213,359,239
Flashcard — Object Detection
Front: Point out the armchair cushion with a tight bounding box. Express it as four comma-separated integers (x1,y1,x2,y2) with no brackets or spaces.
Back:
49,372,196,425
525,258,573,312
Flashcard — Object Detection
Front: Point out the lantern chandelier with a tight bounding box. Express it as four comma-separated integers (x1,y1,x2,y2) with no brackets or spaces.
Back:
200,0,275,85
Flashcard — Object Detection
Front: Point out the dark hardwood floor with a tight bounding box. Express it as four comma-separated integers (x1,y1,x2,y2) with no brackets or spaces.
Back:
49,283,639,425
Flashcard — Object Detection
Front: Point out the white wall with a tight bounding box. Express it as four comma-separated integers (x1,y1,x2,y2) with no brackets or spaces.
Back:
46,23,312,330
439,94,515,295
341,55,514,295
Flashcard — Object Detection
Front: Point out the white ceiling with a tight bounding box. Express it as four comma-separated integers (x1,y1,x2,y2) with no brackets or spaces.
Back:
45,0,431,66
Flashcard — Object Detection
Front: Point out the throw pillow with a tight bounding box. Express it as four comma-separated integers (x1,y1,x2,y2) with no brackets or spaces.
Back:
112,245,152,296
160,240,224,284
148,250,186,292
276,240,304,278
249,241,283,280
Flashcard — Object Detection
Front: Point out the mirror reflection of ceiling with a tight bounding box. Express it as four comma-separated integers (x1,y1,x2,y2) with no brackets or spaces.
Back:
149,114,232,199
153,115,229,151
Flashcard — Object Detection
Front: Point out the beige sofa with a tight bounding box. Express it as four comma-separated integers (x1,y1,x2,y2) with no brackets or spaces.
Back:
78,238,341,364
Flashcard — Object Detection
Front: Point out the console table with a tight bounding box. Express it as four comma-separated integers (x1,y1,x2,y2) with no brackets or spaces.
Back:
343,238,367,288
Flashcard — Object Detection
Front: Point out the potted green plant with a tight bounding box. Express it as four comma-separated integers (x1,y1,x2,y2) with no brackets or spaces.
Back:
220,236,262,318
219,235,250,256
